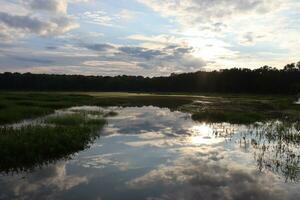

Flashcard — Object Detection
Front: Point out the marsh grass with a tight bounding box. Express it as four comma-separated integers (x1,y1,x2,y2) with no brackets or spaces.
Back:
46,113,88,126
0,112,106,173
0,92,299,125
191,111,264,124
104,111,118,117
183,95,300,124
243,121,300,182
0,92,95,125
71,109,105,116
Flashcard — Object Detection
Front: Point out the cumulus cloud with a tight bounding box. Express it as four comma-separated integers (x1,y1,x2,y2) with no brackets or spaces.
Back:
1,0,299,75
6,164,87,199
0,23,26,42
0,0,79,42
0,12,53,35
127,148,288,200
77,9,137,27
84,43,206,73
118,46,165,60
138,0,281,27
28,0,68,14
0,12,77,36
0,37,206,75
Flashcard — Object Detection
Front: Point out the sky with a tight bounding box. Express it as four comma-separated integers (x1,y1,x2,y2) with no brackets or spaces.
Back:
0,0,299,76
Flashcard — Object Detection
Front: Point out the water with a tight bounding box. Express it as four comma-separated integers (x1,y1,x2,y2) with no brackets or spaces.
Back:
0,106,299,200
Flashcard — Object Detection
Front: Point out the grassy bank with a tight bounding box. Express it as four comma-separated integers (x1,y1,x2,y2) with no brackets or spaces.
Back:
0,112,106,173
0,92,299,125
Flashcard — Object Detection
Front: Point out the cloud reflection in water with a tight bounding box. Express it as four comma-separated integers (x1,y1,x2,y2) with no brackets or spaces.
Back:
0,106,299,200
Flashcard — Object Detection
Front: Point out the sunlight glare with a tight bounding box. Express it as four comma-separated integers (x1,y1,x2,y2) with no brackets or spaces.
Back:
189,124,222,145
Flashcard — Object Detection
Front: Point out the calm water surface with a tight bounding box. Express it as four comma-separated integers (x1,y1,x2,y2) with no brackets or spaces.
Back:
0,106,299,200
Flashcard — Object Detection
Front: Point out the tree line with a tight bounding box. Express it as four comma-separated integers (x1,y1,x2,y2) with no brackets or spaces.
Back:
0,62,300,94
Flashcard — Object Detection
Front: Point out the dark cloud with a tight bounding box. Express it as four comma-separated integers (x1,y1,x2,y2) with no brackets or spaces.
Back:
0,0,77,39
86,43,116,52
0,12,51,35
82,42,206,72
14,56,54,64
45,46,57,50
118,46,165,60
29,0,67,14
0,12,78,36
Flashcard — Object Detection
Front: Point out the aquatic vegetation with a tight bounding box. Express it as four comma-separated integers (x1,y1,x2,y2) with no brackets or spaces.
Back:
184,95,300,124
46,113,89,126
0,92,300,125
0,92,95,125
0,103,6,109
0,92,299,179
207,120,300,182
191,111,264,124
238,121,300,182
104,111,118,117
0,106,299,199
0,112,107,173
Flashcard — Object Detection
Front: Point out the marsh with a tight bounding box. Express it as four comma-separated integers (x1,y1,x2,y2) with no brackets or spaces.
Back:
1,0,300,198
0,104,299,200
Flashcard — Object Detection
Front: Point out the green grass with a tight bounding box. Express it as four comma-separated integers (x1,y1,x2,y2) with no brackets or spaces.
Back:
0,92,95,125
46,113,106,127
46,113,88,126
0,92,299,125
0,112,106,173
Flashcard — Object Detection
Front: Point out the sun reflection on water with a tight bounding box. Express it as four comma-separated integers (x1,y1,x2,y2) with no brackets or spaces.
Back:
189,124,223,145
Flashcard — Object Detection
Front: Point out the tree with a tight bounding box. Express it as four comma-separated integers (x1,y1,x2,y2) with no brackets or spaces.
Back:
284,63,296,72
0,62,299,94
297,61,300,70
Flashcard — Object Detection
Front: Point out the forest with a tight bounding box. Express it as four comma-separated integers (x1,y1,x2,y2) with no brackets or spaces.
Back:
1,62,299,94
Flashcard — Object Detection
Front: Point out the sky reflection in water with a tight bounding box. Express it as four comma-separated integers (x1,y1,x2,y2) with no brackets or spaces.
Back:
0,106,299,200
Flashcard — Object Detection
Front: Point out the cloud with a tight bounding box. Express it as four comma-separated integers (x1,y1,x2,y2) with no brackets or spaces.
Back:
238,32,266,46
1,0,298,75
127,147,288,200
138,0,280,27
0,12,78,36
7,164,87,199
75,153,130,171
0,12,53,35
118,46,165,60
14,56,54,64
79,11,114,27
46,46,58,50
127,34,177,45
115,44,205,71
77,9,137,27
0,38,206,75
0,23,26,42
116,9,137,21
86,43,116,52
82,42,206,74
28,0,68,14
0,0,79,42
